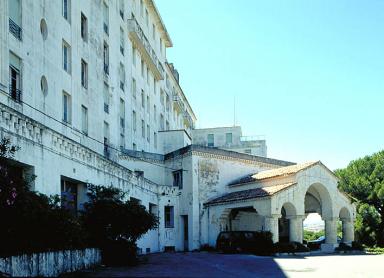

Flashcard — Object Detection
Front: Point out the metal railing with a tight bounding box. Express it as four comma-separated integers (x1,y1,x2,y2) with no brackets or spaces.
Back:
240,135,266,141
9,18,22,40
103,64,109,75
127,17,164,78
9,87,22,103
104,103,109,113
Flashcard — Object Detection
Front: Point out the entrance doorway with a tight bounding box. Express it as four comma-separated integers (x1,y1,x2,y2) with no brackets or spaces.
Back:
181,215,189,251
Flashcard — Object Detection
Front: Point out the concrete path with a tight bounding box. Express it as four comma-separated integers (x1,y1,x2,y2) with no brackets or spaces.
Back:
71,252,384,278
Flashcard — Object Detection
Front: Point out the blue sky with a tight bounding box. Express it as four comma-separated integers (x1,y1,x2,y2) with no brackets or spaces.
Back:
156,0,384,170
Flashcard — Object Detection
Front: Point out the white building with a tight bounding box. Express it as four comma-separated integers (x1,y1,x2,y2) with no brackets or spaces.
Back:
192,126,267,157
0,0,354,254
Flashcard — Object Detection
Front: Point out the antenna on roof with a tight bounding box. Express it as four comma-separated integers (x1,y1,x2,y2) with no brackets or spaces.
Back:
233,95,236,127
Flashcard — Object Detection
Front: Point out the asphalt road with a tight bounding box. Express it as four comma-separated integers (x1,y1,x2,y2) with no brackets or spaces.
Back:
71,252,384,278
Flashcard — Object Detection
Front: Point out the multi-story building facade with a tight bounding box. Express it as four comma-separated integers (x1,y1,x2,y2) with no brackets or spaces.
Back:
0,0,355,254
192,126,267,157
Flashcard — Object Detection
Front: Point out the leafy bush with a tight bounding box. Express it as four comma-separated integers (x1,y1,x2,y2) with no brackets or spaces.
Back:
0,139,86,257
81,185,158,266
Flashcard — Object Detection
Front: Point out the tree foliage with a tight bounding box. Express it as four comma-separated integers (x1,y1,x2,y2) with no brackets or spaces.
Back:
0,138,86,256
335,151,384,246
82,184,158,265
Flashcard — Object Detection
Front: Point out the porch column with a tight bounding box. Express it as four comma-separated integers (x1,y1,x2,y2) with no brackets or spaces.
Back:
288,215,304,243
342,220,354,244
264,215,280,243
322,217,338,252
324,218,338,244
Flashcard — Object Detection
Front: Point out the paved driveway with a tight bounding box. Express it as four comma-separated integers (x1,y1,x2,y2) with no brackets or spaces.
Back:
74,252,384,278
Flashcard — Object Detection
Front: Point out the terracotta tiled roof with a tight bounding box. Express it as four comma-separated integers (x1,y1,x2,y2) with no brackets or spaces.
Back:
252,161,319,181
205,182,296,206
229,161,319,186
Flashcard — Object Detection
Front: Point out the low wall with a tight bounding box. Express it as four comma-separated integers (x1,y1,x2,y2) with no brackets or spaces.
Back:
0,248,101,277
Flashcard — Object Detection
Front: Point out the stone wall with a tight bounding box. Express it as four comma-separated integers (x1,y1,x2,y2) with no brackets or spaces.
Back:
0,248,101,277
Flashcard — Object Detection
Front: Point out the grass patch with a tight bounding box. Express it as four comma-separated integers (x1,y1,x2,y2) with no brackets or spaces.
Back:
365,247,384,255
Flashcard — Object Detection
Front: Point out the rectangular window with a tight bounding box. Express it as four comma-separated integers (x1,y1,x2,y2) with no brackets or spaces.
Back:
119,64,125,91
119,0,124,19
160,90,164,106
104,121,109,157
103,3,109,35
120,28,124,55
120,133,125,149
146,67,150,84
132,78,136,98
103,84,109,113
81,105,88,134
103,42,109,75
166,94,170,112
133,143,137,151
207,134,214,147
160,114,164,131
141,90,145,108
120,98,125,130
63,92,71,123
154,132,157,149
173,170,183,189
226,133,233,144
146,95,150,114
132,46,136,66
132,110,137,131
160,38,163,54
164,206,174,228
166,121,170,131
62,40,71,73
145,9,149,26
141,120,145,138
141,59,145,78
81,59,88,88
152,24,156,40
81,13,87,41
140,0,144,17
9,0,22,40
9,52,21,102
62,0,70,22
146,124,150,142
153,105,157,122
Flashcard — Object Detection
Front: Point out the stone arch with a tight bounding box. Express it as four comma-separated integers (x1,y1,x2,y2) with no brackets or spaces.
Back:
305,183,334,218
339,207,352,221
279,202,302,243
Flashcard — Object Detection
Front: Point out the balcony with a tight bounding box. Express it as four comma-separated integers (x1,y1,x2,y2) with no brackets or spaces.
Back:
9,18,22,41
127,17,164,80
172,91,184,113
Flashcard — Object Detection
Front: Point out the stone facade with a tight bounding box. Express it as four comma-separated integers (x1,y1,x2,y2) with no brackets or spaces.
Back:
0,0,354,255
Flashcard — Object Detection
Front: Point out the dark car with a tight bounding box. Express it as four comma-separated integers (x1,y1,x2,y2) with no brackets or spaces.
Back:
307,235,342,250
216,231,259,253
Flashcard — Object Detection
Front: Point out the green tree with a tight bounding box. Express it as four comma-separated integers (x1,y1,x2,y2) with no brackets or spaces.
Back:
335,151,384,246
82,184,158,265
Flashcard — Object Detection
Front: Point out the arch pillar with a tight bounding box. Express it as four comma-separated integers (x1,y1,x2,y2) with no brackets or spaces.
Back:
287,215,305,243
322,217,338,252
264,214,280,243
342,219,354,244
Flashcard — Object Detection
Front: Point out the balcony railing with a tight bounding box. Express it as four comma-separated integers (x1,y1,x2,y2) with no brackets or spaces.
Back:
9,87,22,103
103,64,109,75
104,103,109,113
9,18,22,40
127,17,164,80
